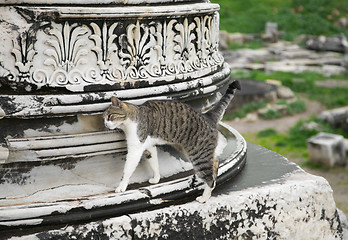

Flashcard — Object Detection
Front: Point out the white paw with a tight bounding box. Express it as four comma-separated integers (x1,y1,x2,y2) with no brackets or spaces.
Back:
149,176,160,184
115,183,127,193
196,195,208,203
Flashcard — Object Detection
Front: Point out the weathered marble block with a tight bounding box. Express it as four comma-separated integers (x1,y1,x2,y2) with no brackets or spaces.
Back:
307,132,347,166
3,143,344,240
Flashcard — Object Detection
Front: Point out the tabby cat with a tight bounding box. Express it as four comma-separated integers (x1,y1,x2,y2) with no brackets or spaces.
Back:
104,81,240,203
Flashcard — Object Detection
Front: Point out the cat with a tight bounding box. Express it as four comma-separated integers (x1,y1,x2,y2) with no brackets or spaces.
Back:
103,80,241,203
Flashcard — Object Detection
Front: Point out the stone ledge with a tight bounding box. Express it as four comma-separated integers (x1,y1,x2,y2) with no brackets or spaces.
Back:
4,143,345,239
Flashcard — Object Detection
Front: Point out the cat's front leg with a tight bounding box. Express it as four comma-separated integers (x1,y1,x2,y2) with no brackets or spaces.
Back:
146,146,160,184
116,144,144,193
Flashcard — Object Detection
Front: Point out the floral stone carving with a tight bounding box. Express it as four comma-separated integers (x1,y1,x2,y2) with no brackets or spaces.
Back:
0,3,223,92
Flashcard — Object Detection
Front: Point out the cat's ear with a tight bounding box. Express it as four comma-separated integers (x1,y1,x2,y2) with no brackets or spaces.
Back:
111,96,122,107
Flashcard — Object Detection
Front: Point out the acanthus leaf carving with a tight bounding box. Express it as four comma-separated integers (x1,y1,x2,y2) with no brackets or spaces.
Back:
44,22,89,72
90,22,121,80
11,31,37,83
173,18,196,73
8,13,224,90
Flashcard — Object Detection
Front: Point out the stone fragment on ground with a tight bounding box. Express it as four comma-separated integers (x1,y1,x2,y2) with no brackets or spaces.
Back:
307,132,347,167
306,34,348,53
223,41,346,76
318,106,348,127
315,79,348,88
244,113,258,123
277,86,295,99
266,79,282,86
300,121,322,131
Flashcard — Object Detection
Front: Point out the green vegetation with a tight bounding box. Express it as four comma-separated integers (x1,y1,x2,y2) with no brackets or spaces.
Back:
232,70,348,109
228,39,264,50
222,100,267,120
224,97,306,120
244,117,348,163
260,109,282,119
211,0,348,41
285,99,306,115
300,160,329,170
276,99,307,115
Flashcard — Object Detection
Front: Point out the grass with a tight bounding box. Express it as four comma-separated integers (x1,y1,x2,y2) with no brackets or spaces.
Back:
244,117,348,164
300,160,330,170
232,70,348,109
211,0,348,41
260,109,282,119
228,39,265,50
223,100,267,120
224,97,306,120
286,99,306,115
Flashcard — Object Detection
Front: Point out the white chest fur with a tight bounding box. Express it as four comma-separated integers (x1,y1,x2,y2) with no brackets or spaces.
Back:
122,119,167,148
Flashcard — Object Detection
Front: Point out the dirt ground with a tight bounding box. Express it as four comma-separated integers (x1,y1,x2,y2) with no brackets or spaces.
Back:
224,96,348,217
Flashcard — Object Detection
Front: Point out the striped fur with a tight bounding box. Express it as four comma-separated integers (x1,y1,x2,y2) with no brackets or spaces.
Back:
104,80,240,202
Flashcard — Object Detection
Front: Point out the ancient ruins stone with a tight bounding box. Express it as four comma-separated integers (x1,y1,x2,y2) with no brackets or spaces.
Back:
318,106,348,128
306,34,348,53
277,86,295,99
337,209,348,237
274,104,288,115
307,132,346,166
315,80,348,88
266,79,282,86
263,22,278,42
219,30,229,51
4,143,344,239
336,17,348,29
244,113,258,123
223,41,346,77
228,32,245,45
300,121,322,132
265,22,278,36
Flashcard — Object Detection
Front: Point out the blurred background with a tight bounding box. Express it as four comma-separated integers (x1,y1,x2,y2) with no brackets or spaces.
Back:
213,0,348,217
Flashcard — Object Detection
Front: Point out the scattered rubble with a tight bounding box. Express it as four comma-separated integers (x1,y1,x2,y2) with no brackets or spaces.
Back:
223,41,347,76
307,132,346,167
306,34,348,53
300,121,322,132
263,22,279,42
315,79,348,88
318,106,348,128
229,79,277,112
244,113,258,123
335,17,348,30
277,86,295,99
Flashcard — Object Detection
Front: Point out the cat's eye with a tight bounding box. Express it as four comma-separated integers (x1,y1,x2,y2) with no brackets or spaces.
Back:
108,114,125,121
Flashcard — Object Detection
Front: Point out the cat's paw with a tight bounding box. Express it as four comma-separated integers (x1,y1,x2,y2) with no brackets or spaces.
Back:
149,176,160,184
196,195,208,203
115,183,127,193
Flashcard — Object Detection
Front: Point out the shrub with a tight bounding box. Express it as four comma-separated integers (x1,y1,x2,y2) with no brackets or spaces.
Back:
261,109,282,119
286,99,306,115
257,128,278,138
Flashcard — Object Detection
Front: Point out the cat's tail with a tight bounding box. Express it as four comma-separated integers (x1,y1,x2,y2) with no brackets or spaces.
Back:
204,80,241,124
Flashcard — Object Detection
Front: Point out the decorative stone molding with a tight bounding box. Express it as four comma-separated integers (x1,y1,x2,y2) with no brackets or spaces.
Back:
1,3,223,92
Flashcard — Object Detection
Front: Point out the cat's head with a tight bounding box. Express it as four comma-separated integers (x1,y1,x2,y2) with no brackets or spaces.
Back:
103,97,129,129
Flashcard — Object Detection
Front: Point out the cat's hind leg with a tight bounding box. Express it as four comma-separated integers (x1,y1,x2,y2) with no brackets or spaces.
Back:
146,146,160,184
196,183,213,203
193,156,219,203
